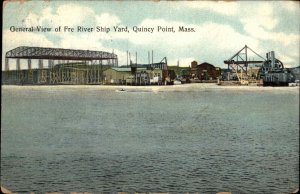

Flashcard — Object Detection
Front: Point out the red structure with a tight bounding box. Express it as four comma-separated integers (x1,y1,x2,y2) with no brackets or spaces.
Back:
190,61,198,77
195,62,221,80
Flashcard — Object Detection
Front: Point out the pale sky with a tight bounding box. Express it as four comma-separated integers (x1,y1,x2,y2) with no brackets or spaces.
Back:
2,1,300,69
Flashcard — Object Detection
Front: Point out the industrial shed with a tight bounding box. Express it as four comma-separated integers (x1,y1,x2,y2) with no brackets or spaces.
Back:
196,62,221,81
103,68,133,84
103,67,164,85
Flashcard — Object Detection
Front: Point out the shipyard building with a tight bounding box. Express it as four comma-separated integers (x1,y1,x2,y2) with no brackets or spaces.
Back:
2,46,170,85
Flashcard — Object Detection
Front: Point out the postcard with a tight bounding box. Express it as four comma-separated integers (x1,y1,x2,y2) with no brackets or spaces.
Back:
1,1,299,193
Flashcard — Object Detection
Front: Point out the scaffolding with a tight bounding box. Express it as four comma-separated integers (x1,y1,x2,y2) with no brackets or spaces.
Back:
3,46,118,85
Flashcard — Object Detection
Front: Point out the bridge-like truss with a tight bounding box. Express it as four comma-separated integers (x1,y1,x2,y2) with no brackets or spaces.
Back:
3,46,118,85
224,45,265,73
223,45,266,84
5,46,118,61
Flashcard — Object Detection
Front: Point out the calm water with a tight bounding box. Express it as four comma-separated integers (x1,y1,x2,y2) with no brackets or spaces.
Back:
1,86,299,193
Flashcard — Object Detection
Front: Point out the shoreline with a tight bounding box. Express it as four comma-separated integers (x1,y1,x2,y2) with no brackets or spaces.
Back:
1,83,299,92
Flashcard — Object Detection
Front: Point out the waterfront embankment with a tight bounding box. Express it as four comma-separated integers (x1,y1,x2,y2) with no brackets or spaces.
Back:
2,83,299,93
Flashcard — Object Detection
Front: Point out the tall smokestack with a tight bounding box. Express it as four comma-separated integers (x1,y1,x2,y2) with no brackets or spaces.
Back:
152,50,153,66
129,52,131,65
271,51,275,68
127,50,128,67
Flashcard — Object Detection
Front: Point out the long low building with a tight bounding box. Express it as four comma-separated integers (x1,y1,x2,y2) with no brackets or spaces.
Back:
103,67,163,85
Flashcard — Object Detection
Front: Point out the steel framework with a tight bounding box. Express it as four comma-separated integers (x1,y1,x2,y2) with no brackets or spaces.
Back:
5,46,118,61
3,46,118,85
224,45,265,74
